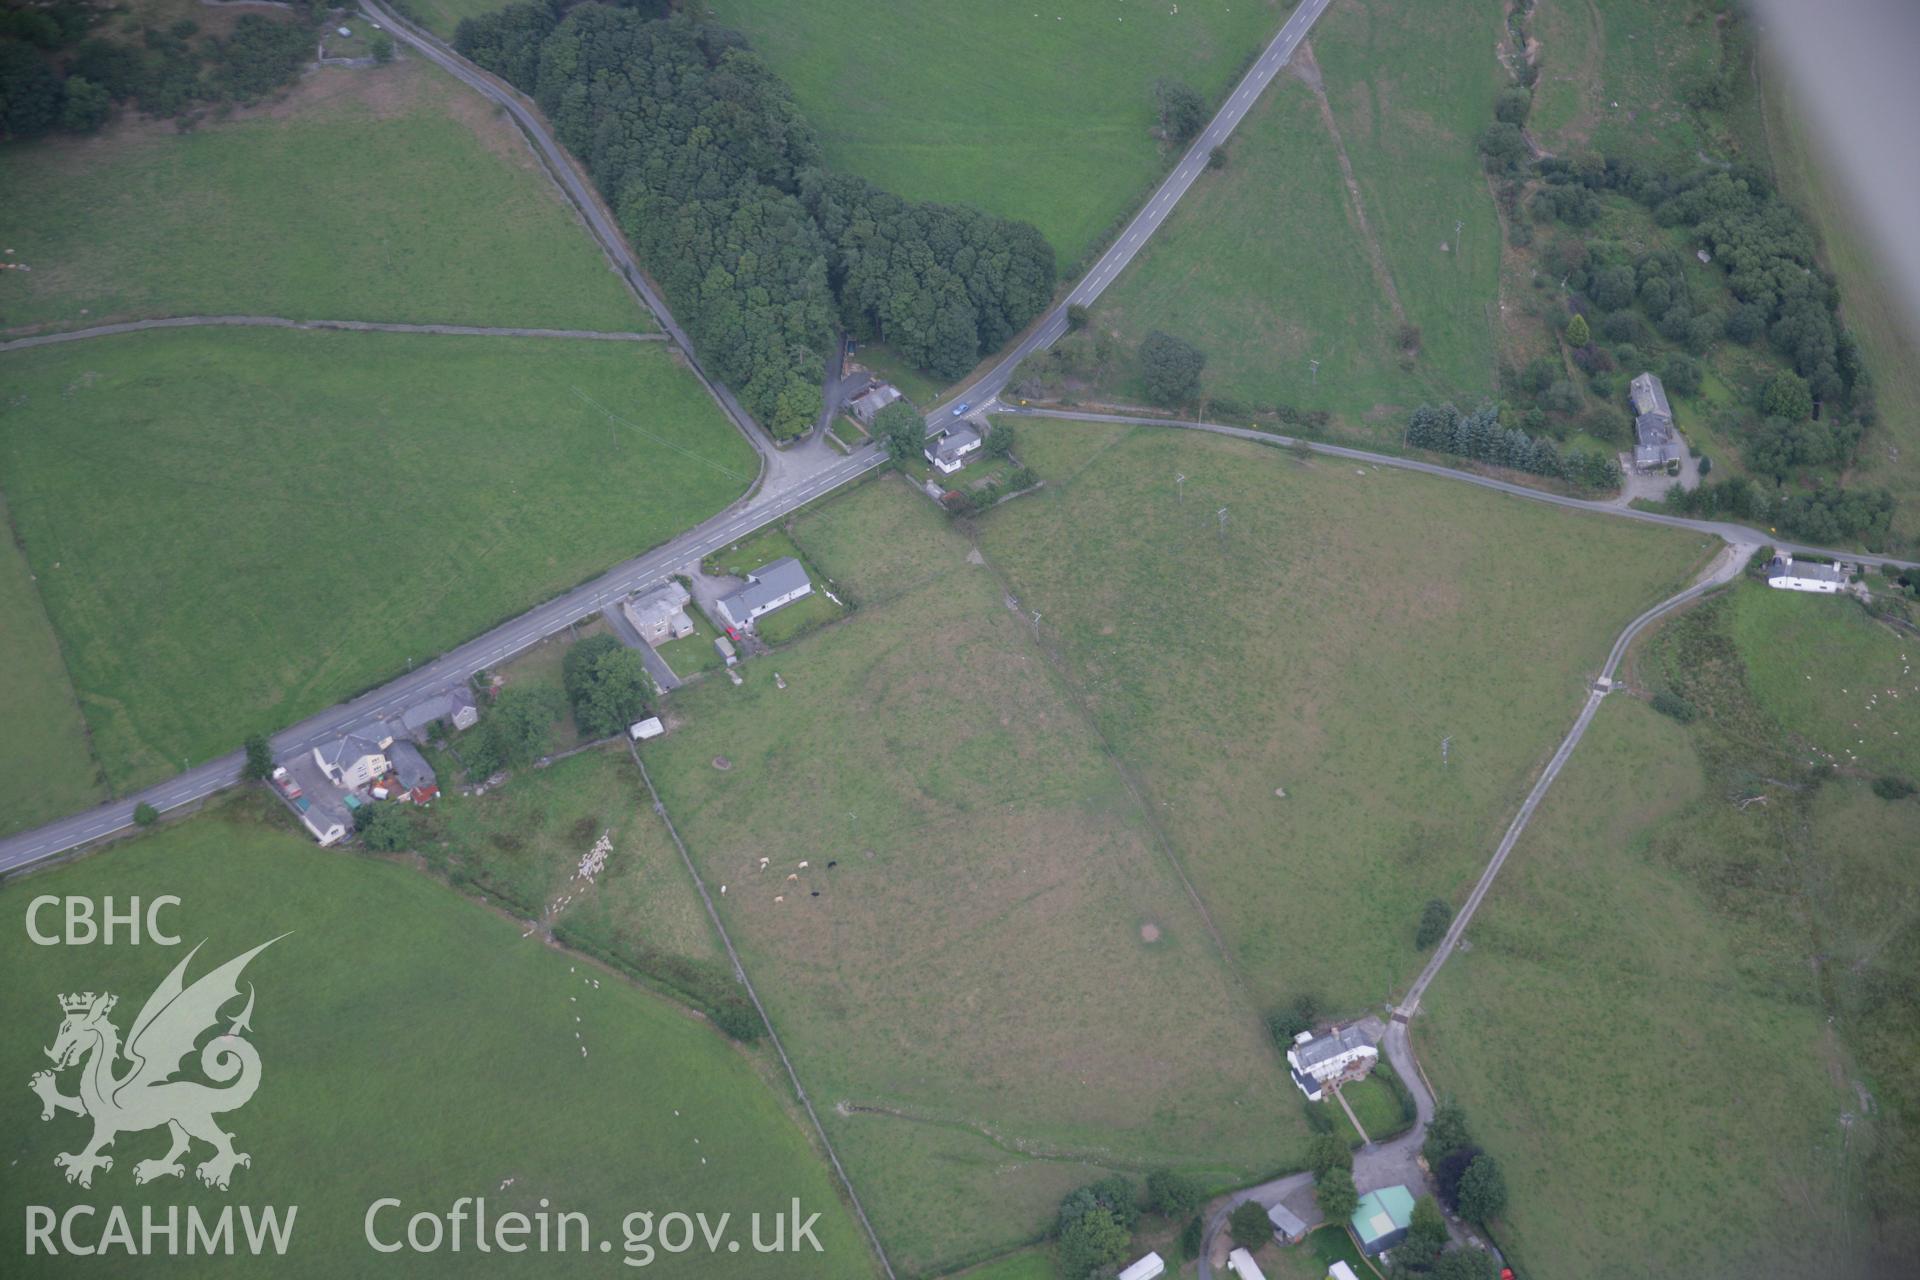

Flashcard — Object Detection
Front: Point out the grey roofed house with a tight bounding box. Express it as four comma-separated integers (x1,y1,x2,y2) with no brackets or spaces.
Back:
623,579,694,644
1629,371,1673,424
399,685,478,736
930,423,982,463
1629,370,1683,469
388,741,436,794
716,557,813,629
1766,554,1847,584
1292,1023,1375,1071
315,730,386,773
846,381,903,425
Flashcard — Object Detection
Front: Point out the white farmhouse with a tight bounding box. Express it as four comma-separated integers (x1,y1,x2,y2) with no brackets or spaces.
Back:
925,424,983,475
313,731,391,789
1285,1024,1379,1101
716,557,813,631
1765,553,1848,594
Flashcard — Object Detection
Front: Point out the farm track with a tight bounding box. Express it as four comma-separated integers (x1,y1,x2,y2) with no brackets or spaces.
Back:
0,315,666,352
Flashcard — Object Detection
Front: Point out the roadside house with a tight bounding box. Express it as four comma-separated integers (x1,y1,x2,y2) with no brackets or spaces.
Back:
313,731,391,789
1350,1185,1416,1255
1286,1024,1379,1100
399,685,478,739
846,381,903,426
925,424,983,475
623,580,696,644
1628,371,1684,471
1765,552,1848,594
715,557,813,631
301,812,347,847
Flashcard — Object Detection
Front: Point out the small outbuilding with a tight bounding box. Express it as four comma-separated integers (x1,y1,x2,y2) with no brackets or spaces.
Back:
846,381,903,426
1267,1201,1309,1244
1115,1251,1165,1280
400,685,478,738
1327,1263,1362,1280
628,716,665,741
1351,1185,1417,1255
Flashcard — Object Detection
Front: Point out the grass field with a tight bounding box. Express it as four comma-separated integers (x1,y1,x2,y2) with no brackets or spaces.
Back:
0,494,105,835
1526,0,1722,162
705,0,1284,269
643,477,1304,1273
0,325,753,796
0,61,639,334
404,0,509,40
975,419,1708,1022
1078,0,1504,433
0,800,871,1278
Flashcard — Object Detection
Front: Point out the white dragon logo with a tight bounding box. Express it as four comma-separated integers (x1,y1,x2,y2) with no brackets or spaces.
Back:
28,937,283,1191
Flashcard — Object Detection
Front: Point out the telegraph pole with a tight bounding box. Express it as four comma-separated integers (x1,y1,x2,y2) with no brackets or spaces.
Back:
1309,358,1320,388
1441,735,1453,766
1216,506,1229,548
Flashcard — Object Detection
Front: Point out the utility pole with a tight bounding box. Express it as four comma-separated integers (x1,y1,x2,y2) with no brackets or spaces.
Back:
1454,218,1464,245
1216,506,1229,549
1030,609,1042,640
1308,358,1320,388
1441,735,1453,766
1175,472,1186,502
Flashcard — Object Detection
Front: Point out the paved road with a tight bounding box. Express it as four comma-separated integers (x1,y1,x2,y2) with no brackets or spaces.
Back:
0,446,886,874
0,315,663,352
935,0,1335,417
1005,406,1920,571
357,0,845,496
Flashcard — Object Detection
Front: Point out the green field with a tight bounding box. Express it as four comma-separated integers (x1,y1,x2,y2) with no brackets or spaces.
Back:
1526,0,1722,162
0,326,753,796
705,0,1283,268
405,0,510,40
0,801,871,1278
1076,0,1504,432
976,419,1708,1020
644,477,1303,1273
0,60,639,334
1420,581,1920,1276
0,495,105,834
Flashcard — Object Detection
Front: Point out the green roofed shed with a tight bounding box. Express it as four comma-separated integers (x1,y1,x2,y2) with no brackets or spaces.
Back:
1350,1184,1416,1254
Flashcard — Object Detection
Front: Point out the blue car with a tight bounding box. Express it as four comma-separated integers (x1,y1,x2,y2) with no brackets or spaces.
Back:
951,402,971,417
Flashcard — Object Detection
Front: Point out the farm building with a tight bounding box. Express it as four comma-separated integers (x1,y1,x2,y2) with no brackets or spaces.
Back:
313,731,391,789
1327,1263,1361,1280
846,381,903,426
1226,1247,1268,1280
628,716,665,741
399,684,479,738
1628,371,1684,471
623,580,696,644
1765,553,1848,594
716,557,813,630
1286,1024,1379,1100
1267,1201,1309,1244
1350,1185,1416,1255
926,424,983,474
1116,1252,1165,1280
301,811,347,847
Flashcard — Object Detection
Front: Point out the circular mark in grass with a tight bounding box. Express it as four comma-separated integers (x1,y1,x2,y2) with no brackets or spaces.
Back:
712,756,732,771
1140,923,1161,944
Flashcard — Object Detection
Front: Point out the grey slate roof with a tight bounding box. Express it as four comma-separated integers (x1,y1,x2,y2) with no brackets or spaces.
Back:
317,732,385,771
931,424,982,462
1629,371,1673,424
389,741,436,792
400,685,478,733
1293,1024,1377,1071
719,557,812,622
1266,1203,1309,1240
1768,555,1846,583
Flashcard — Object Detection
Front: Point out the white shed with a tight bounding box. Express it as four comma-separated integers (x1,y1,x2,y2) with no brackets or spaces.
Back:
1116,1252,1165,1280
628,716,665,741
1226,1247,1268,1280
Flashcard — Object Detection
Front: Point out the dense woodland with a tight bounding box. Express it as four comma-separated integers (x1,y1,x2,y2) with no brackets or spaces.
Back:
0,0,314,135
456,2,1054,437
